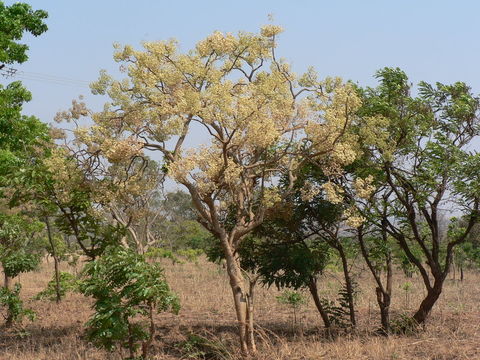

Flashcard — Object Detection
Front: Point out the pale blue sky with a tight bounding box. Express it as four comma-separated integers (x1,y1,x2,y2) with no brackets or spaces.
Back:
3,0,480,125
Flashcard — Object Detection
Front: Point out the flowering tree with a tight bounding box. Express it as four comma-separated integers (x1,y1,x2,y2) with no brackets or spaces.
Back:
74,26,360,354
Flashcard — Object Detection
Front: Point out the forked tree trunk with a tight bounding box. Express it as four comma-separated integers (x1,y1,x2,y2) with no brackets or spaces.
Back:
357,227,393,333
412,280,443,324
377,291,390,333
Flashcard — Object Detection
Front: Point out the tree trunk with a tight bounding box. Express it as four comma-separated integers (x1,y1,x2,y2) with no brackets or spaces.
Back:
384,253,393,332
246,279,256,353
223,242,255,355
376,287,391,333
127,321,135,359
337,245,356,327
142,302,155,359
45,217,61,303
4,272,10,290
377,252,393,333
308,277,332,332
412,281,443,324
460,266,464,282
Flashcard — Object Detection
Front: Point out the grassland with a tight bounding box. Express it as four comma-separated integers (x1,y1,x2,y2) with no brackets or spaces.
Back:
1,258,479,360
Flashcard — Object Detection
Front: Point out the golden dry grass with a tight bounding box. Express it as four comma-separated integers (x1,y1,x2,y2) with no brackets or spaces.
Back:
1,257,479,359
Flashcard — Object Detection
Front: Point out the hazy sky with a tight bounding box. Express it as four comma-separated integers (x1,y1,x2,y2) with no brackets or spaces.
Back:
3,0,480,126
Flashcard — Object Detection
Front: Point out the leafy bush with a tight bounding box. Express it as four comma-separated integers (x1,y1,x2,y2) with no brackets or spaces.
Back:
176,248,204,263
0,283,36,326
145,247,204,265
80,246,180,359
2,251,40,278
34,272,79,301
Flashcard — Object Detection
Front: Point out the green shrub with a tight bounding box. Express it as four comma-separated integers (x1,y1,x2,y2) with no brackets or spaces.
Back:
145,247,204,265
2,251,40,278
0,283,36,326
34,272,79,301
176,249,204,264
80,246,180,359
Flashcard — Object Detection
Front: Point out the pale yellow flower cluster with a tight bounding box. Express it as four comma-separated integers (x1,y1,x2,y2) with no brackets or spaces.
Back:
262,187,282,207
91,181,116,205
223,159,243,185
48,126,66,140
300,181,321,201
103,137,144,163
332,142,358,167
305,83,362,175
73,126,91,144
54,98,88,123
167,150,198,183
43,148,83,203
107,173,158,221
260,25,284,38
196,31,238,56
322,182,344,204
353,175,375,199
244,115,280,149
168,147,240,194
343,207,366,228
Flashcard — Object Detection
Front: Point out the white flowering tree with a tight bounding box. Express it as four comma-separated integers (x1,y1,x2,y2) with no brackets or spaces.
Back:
74,26,360,354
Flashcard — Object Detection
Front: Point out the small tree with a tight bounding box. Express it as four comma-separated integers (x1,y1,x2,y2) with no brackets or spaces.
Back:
80,246,180,359
0,283,35,327
0,213,42,326
276,290,307,330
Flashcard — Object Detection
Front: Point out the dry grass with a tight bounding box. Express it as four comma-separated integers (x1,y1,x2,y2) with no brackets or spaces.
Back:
1,257,480,359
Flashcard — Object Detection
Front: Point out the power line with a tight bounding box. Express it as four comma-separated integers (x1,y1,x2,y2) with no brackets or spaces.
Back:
0,66,17,79
0,65,91,88
21,70,90,84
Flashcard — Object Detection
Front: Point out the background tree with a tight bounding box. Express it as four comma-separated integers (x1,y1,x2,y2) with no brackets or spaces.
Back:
356,68,480,325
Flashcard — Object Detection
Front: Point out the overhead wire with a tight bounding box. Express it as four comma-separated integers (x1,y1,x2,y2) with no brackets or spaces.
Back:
0,66,91,88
